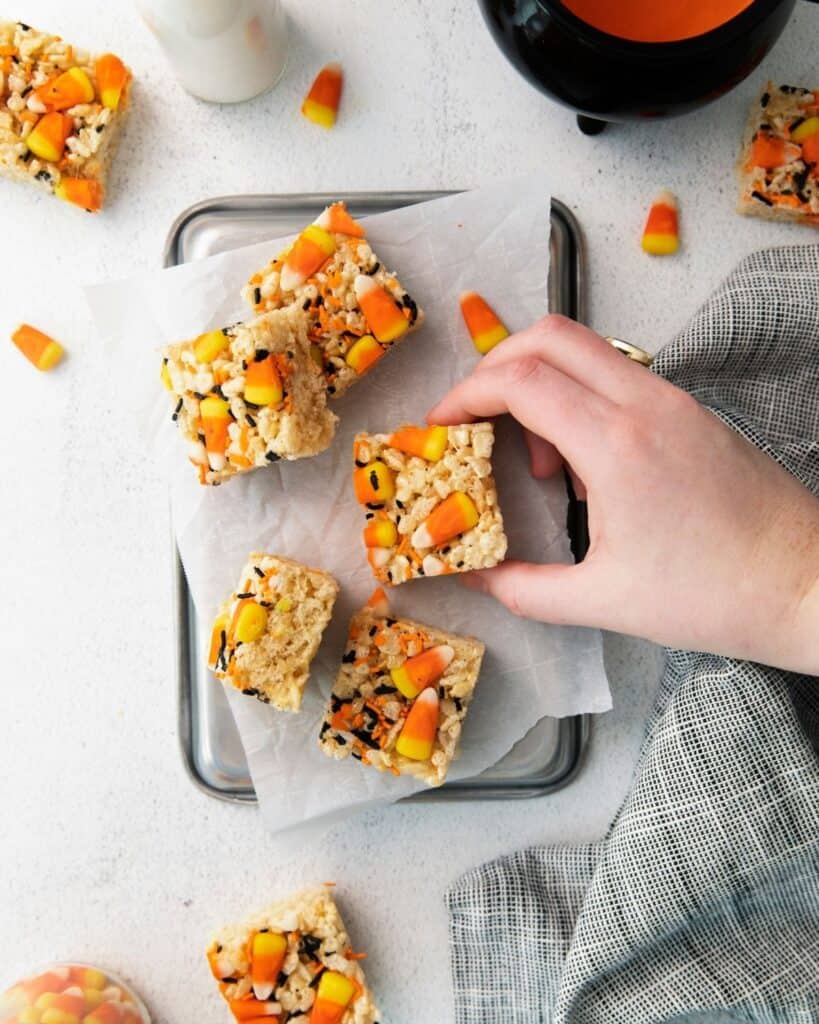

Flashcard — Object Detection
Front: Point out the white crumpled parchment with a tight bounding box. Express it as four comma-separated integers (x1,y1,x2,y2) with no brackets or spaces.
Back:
86,179,611,835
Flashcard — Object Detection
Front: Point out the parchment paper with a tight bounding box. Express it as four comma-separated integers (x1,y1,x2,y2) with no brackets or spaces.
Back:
86,180,611,835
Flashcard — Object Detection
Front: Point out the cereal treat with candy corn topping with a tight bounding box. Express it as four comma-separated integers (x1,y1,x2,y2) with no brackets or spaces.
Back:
352,422,507,585
318,589,484,786
242,202,424,397
162,307,337,485
207,886,380,1024
0,21,131,211
209,553,338,711
737,82,819,225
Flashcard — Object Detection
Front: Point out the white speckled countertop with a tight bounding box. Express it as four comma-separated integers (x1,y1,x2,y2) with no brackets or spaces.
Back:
2,2,817,1022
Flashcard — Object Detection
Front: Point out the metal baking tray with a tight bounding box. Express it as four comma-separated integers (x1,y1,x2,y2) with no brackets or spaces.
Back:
167,192,590,803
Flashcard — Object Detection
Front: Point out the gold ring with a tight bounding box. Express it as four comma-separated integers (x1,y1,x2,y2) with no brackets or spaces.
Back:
605,336,654,367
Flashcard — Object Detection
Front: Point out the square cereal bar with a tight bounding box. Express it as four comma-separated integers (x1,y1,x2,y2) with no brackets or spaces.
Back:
737,82,819,225
162,307,337,485
209,553,338,711
0,21,131,211
318,591,485,786
352,422,507,585
207,886,379,1024
242,202,423,397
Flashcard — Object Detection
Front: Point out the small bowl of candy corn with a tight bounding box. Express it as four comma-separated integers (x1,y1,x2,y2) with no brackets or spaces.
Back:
0,963,149,1024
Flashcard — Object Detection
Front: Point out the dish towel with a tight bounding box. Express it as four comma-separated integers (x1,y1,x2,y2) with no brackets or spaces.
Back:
446,245,819,1023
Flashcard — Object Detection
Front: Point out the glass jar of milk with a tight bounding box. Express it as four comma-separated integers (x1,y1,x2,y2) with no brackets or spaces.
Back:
136,0,288,103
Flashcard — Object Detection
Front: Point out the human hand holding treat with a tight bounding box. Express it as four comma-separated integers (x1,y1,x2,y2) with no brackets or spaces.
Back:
428,315,819,673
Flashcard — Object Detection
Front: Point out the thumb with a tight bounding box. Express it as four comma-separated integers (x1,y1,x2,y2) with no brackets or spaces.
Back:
460,560,594,626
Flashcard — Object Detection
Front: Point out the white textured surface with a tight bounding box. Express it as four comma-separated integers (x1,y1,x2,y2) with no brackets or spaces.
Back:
1,2,816,1023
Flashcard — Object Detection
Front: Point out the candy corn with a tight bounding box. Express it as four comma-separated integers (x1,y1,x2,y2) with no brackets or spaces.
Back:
244,355,283,406
411,491,479,549
95,53,129,110
315,201,364,237
33,66,95,110
84,1004,124,1024
11,323,65,371
363,519,398,548
353,275,409,343
366,587,391,616
354,460,395,504
345,334,386,375
208,614,229,669
309,970,357,1024
387,425,448,462
391,644,454,699
395,688,439,761
200,396,231,470
54,177,104,212
194,329,228,364
249,930,287,1001
229,995,282,1019
27,111,73,162
280,225,336,291
232,600,268,645
641,190,680,255
459,291,509,355
745,134,801,170
301,62,343,129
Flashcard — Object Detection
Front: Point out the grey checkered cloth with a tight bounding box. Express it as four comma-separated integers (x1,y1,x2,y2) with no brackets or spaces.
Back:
447,246,819,1023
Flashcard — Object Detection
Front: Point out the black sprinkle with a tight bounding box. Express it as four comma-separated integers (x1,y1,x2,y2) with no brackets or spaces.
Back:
793,167,810,194
352,728,380,749
395,500,405,510
790,116,806,133
441,546,451,554
254,348,269,362
265,451,281,462
369,469,379,490
242,687,259,696
374,683,397,695
215,944,223,953
366,502,384,511
172,398,183,421
366,261,380,275
95,124,105,133
299,934,322,958
351,750,362,760
20,85,32,98
758,123,771,131
315,295,324,307
385,617,397,627
20,150,32,163
244,399,261,409
417,566,425,576
245,413,257,427
258,600,274,609
253,566,265,578
236,591,254,599
193,390,206,400
241,359,248,370
335,734,347,746
355,458,367,468
760,91,770,107
11,54,19,64
365,512,374,520
302,298,312,310
198,433,206,445
253,286,261,304
454,697,463,712
35,169,51,183
319,721,330,738
395,515,401,526
456,560,465,568
18,21,31,30
277,971,288,987
222,326,231,336
369,625,378,637
751,190,774,206
342,650,356,664
387,571,393,582
259,927,269,933
211,384,225,399
328,384,336,395
331,695,343,711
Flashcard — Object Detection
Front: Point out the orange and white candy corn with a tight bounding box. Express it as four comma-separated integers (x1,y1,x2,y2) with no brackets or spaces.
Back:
244,354,283,406
280,224,336,291
11,324,65,371
354,275,409,344
388,425,448,462
395,688,439,761
366,587,391,616
309,970,357,1024
249,931,287,1001
354,460,395,504
459,291,509,355
229,995,282,1019
345,334,385,375
194,329,229,364
96,53,130,110
26,111,73,163
200,396,231,470
84,1003,124,1024
315,201,364,237
391,644,454,699
231,600,268,645
301,62,343,129
54,177,104,212
33,66,95,110
641,190,679,256
411,491,479,549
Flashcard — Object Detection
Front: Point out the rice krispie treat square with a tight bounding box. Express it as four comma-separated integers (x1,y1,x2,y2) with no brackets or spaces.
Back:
208,553,338,712
162,307,337,486
242,202,424,397
318,590,485,786
737,82,819,226
0,21,131,211
352,422,507,585
207,886,379,1024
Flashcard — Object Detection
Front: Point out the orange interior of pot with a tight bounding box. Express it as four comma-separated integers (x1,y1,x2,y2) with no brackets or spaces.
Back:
561,0,755,42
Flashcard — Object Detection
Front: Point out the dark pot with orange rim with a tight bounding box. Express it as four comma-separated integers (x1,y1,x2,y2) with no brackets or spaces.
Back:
478,0,814,132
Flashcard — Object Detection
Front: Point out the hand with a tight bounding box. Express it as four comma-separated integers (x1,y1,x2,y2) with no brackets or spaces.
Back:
428,315,819,674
